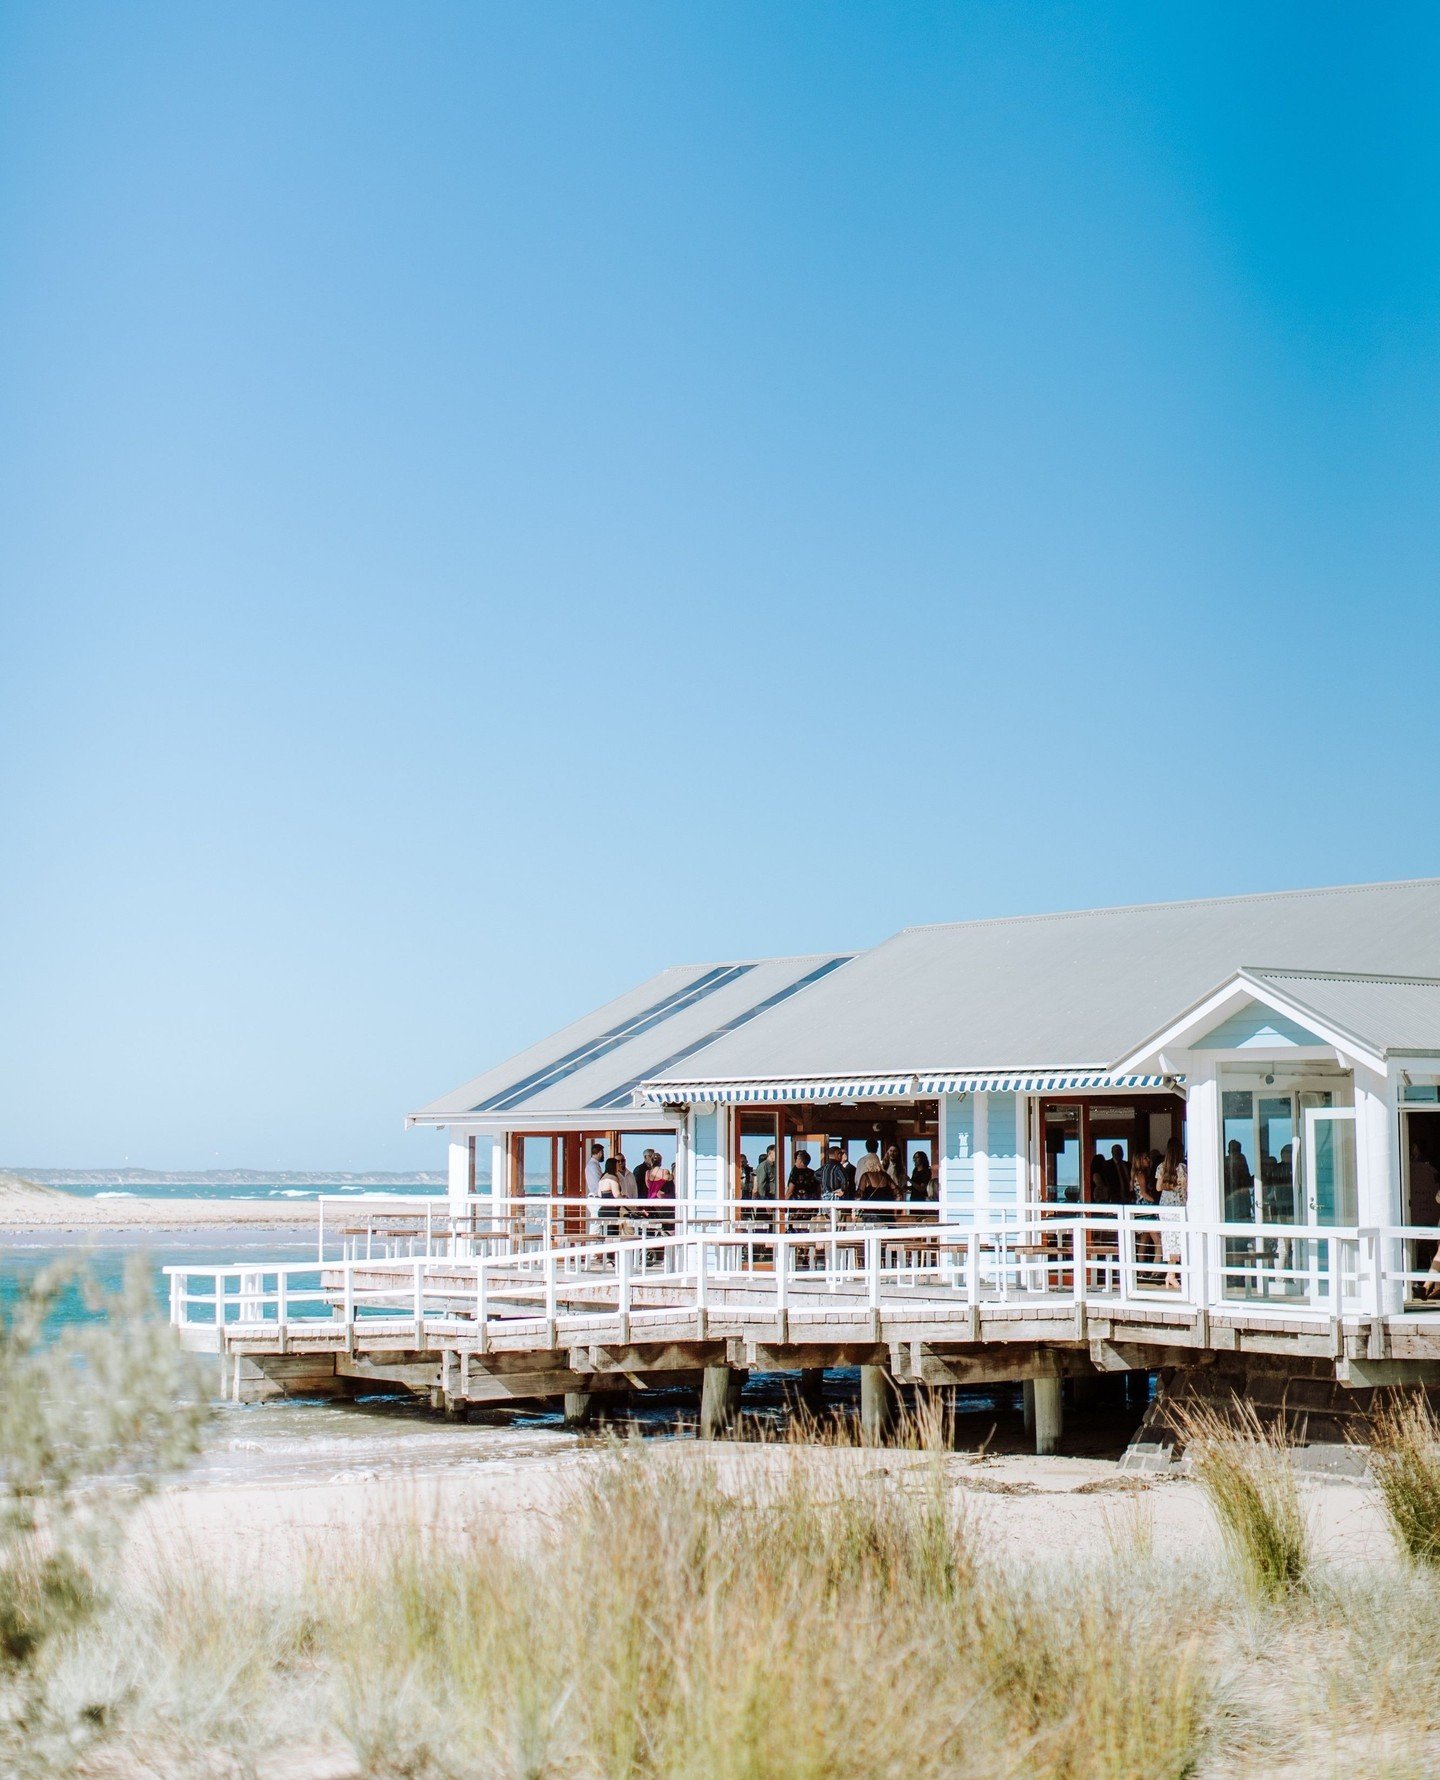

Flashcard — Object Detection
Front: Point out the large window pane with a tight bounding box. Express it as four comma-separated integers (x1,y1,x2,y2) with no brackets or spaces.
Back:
1258,1098,1296,1223
1221,1091,1256,1220
1311,1113,1357,1225
1045,1105,1081,1204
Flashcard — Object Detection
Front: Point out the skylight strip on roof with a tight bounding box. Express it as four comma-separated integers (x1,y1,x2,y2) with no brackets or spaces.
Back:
593,956,853,1111
473,964,754,1113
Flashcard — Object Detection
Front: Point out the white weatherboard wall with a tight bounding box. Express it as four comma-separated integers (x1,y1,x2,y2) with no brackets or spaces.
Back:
984,1092,1023,1214
940,1092,1023,1220
940,1094,975,1218
689,1106,723,1214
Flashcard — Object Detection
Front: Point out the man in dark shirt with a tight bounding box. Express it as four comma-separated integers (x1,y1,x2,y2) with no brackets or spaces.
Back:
818,1145,849,1200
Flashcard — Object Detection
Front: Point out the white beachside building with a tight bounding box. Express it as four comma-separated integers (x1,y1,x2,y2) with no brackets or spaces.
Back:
409,879,1440,1313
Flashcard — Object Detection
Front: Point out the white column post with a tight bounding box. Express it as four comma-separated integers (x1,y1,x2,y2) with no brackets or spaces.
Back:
1183,1059,1222,1227
1183,1060,1221,1317
447,1128,475,1218
1356,1062,1404,1315
674,1115,691,1229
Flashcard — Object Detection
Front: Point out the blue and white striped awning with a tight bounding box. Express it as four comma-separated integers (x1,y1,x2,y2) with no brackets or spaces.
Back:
635,1070,1171,1106
634,1075,919,1107
918,1072,1169,1094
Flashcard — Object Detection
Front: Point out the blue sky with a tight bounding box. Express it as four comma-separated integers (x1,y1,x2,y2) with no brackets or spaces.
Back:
2,4,1438,1172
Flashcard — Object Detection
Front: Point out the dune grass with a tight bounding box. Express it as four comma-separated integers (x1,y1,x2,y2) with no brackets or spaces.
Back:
1175,1397,1310,1602
12,1440,1222,1780
23,1430,1440,1776
11,1301,1440,1779
1366,1392,1440,1569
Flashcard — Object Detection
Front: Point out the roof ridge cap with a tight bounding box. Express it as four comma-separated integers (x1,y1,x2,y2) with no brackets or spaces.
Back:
1247,966,1440,987
895,877,1440,937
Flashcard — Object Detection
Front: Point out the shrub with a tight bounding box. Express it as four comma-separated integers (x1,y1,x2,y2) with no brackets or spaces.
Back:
0,1255,209,1770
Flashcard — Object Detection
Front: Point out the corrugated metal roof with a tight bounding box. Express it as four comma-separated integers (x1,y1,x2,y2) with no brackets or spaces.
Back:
647,879,1440,1086
1250,968,1440,1057
411,954,852,1120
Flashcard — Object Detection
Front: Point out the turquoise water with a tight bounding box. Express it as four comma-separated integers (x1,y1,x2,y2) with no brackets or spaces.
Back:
0,1228,322,1330
37,1178,441,1204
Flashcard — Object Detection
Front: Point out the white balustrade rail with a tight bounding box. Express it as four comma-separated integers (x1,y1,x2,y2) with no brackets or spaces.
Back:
168,1212,1440,1349
315,1193,953,1264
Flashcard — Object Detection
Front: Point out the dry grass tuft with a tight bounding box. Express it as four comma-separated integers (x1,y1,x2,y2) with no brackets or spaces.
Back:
1176,1396,1310,1602
1367,1392,1440,1569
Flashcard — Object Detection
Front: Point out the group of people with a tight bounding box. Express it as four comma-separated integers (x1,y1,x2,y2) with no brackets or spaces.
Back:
1083,1138,1189,1289
583,1142,675,1235
740,1136,936,1217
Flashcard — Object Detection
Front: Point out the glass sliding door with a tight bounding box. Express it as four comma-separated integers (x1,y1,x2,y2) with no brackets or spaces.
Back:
1215,1076,1352,1304
1304,1107,1357,1225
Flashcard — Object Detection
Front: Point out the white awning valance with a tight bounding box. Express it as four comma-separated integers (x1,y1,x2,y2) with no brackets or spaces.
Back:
919,1072,1170,1094
633,1075,920,1107
634,1070,1172,1106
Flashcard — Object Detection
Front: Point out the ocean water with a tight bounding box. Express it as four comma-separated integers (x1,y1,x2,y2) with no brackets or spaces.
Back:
41,1178,442,1204
0,1227,324,1329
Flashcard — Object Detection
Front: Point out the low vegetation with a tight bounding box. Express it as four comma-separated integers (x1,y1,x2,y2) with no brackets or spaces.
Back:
0,1256,208,1773
1175,1396,1310,1601
10,1285,1440,1776
1366,1390,1440,1568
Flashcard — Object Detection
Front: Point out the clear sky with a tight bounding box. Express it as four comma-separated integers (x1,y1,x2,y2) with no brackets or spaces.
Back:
3,3,1438,1173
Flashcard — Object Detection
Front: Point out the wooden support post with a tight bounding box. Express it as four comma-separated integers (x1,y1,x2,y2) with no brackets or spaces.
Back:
700,1363,738,1439
798,1368,826,1417
860,1364,893,1445
563,1390,593,1428
1033,1375,1063,1456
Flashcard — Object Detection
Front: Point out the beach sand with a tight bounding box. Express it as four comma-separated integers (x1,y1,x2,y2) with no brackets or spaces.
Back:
131,1430,1394,1573
109,1423,1399,1780
0,1176,328,1233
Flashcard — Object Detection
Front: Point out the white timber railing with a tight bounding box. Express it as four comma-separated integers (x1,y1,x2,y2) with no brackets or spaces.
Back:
315,1193,945,1263
169,1213,1440,1349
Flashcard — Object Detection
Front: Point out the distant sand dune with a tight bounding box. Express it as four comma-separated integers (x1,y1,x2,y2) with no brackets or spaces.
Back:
0,1183,322,1232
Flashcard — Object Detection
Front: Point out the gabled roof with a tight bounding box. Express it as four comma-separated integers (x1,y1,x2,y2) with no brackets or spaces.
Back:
642,879,1440,1092
1245,970,1440,1057
409,954,852,1123
1114,965,1440,1074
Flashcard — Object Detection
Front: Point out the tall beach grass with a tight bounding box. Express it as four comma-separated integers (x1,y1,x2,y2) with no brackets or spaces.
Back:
1176,1397,1310,1602
1366,1392,1440,1568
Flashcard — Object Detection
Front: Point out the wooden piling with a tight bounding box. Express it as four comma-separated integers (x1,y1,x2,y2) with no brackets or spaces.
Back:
700,1363,738,1438
1032,1375,1063,1455
860,1364,893,1444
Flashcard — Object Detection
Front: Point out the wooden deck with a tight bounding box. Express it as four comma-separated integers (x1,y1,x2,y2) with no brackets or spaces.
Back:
167,1217,1440,1427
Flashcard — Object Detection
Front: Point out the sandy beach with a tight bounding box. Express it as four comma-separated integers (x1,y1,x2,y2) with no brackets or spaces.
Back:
0,1176,327,1233
131,1422,1396,1574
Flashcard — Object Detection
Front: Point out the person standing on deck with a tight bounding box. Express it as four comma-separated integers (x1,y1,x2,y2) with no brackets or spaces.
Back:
634,1149,654,1198
819,1145,850,1201
598,1158,625,1237
854,1138,885,1198
584,1141,605,1237
787,1148,820,1201
754,1143,778,1204
1224,1140,1255,1222
1156,1139,1189,1291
